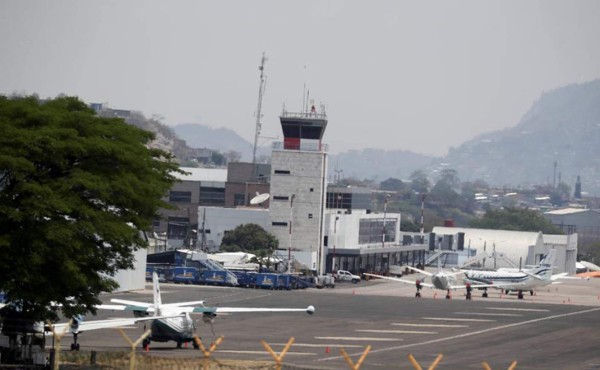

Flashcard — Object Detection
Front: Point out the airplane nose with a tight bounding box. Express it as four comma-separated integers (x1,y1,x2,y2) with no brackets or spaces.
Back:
306,305,315,315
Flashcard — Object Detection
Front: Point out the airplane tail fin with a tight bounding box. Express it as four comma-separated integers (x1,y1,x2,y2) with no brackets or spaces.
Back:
532,249,556,280
152,272,162,316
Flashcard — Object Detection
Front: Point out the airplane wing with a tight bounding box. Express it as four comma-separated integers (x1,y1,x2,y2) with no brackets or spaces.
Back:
46,314,184,334
180,305,315,315
364,273,435,288
401,266,433,277
97,303,155,313
110,299,153,307
162,301,205,308
551,273,590,281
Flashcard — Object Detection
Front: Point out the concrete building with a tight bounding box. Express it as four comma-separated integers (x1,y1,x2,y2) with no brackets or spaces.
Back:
432,226,577,274
544,208,600,247
269,107,329,272
225,162,271,207
154,167,227,248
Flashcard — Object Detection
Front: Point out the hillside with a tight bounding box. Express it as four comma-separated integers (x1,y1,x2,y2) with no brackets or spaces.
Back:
441,79,600,195
172,123,270,162
128,79,600,195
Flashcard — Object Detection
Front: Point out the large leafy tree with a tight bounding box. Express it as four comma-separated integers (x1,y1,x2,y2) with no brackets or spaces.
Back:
469,207,564,234
0,96,181,320
220,223,279,253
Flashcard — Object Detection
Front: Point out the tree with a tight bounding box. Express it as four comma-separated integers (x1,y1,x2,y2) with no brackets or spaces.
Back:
409,170,430,194
380,177,406,192
220,223,279,253
0,96,181,321
469,208,564,234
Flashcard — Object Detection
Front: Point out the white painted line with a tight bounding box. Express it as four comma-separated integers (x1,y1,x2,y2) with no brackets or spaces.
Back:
357,329,437,335
454,312,522,317
218,350,317,356
391,323,468,328
272,343,363,348
315,337,403,341
318,307,600,362
422,317,495,322
485,307,550,312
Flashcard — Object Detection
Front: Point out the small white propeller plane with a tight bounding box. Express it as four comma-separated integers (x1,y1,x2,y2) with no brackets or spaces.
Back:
461,248,582,299
96,272,315,350
5,272,314,351
364,252,504,300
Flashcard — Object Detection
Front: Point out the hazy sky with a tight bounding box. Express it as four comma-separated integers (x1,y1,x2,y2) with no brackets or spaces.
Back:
1,1,599,157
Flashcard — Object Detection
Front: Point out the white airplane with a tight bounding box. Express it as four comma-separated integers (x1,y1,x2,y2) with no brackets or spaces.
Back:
97,272,315,350
364,256,501,300
2,272,314,351
462,249,569,299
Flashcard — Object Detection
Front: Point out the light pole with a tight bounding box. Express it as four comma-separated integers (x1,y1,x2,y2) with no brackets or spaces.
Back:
288,194,295,273
382,193,390,248
333,216,339,272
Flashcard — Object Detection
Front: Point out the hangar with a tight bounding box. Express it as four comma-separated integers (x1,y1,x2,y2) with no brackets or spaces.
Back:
432,226,577,274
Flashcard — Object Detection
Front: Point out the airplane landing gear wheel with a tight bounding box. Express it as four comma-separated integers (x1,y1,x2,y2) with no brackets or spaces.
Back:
142,338,150,350
482,292,488,298
193,341,200,349
176,341,182,348
517,291,524,299
70,343,80,351
530,290,534,296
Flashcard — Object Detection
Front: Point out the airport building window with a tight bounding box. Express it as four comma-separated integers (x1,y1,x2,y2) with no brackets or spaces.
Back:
274,170,291,175
199,186,225,206
358,218,395,244
273,196,289,201
169,191,192,203
234,193,245,206
272,221,288,227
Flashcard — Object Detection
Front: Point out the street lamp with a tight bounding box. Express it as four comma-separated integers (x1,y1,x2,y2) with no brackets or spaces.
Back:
333,216,339,272
382,193,390,248
288,194,295,273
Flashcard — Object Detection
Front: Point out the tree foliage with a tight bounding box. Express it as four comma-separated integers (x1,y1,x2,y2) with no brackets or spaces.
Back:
0,96,181,320
220,223,279,253
469,207,564,234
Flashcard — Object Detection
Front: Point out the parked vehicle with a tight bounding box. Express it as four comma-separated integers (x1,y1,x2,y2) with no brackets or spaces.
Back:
314,275,336,289
335,270,361,283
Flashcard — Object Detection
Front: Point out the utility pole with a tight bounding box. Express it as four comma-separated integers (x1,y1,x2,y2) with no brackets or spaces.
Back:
382,194,390,248
252,52,267,170
288,194,295,273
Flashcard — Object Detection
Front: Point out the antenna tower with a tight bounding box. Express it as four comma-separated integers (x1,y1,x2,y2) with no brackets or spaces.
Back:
252,52,267,167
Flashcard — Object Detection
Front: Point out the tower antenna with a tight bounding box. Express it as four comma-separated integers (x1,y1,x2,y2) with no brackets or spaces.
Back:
252,52,267,168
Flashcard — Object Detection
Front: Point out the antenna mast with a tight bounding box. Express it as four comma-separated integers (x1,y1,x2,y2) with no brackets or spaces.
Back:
252,52,267,167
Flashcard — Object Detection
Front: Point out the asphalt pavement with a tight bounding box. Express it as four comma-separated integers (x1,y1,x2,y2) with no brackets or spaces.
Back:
56,277,600,370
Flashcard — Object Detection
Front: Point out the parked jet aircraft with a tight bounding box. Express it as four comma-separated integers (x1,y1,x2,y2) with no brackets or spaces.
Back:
364,257,501,300
462,249,563,299
98,272,315,350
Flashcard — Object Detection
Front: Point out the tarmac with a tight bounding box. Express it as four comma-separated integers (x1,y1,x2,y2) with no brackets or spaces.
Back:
51,276,600,370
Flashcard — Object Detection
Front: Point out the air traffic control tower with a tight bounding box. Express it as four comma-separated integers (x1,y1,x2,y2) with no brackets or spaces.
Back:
269,105,329,274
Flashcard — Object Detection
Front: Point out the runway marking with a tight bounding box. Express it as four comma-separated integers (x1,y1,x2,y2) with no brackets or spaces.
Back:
218,350,317,356
315,337,402,342
391,323,468,328
272,343,363,348
454,312,522,317
357,329,437,335
317,306,600,362
485,307,550,312
422,317,495,322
